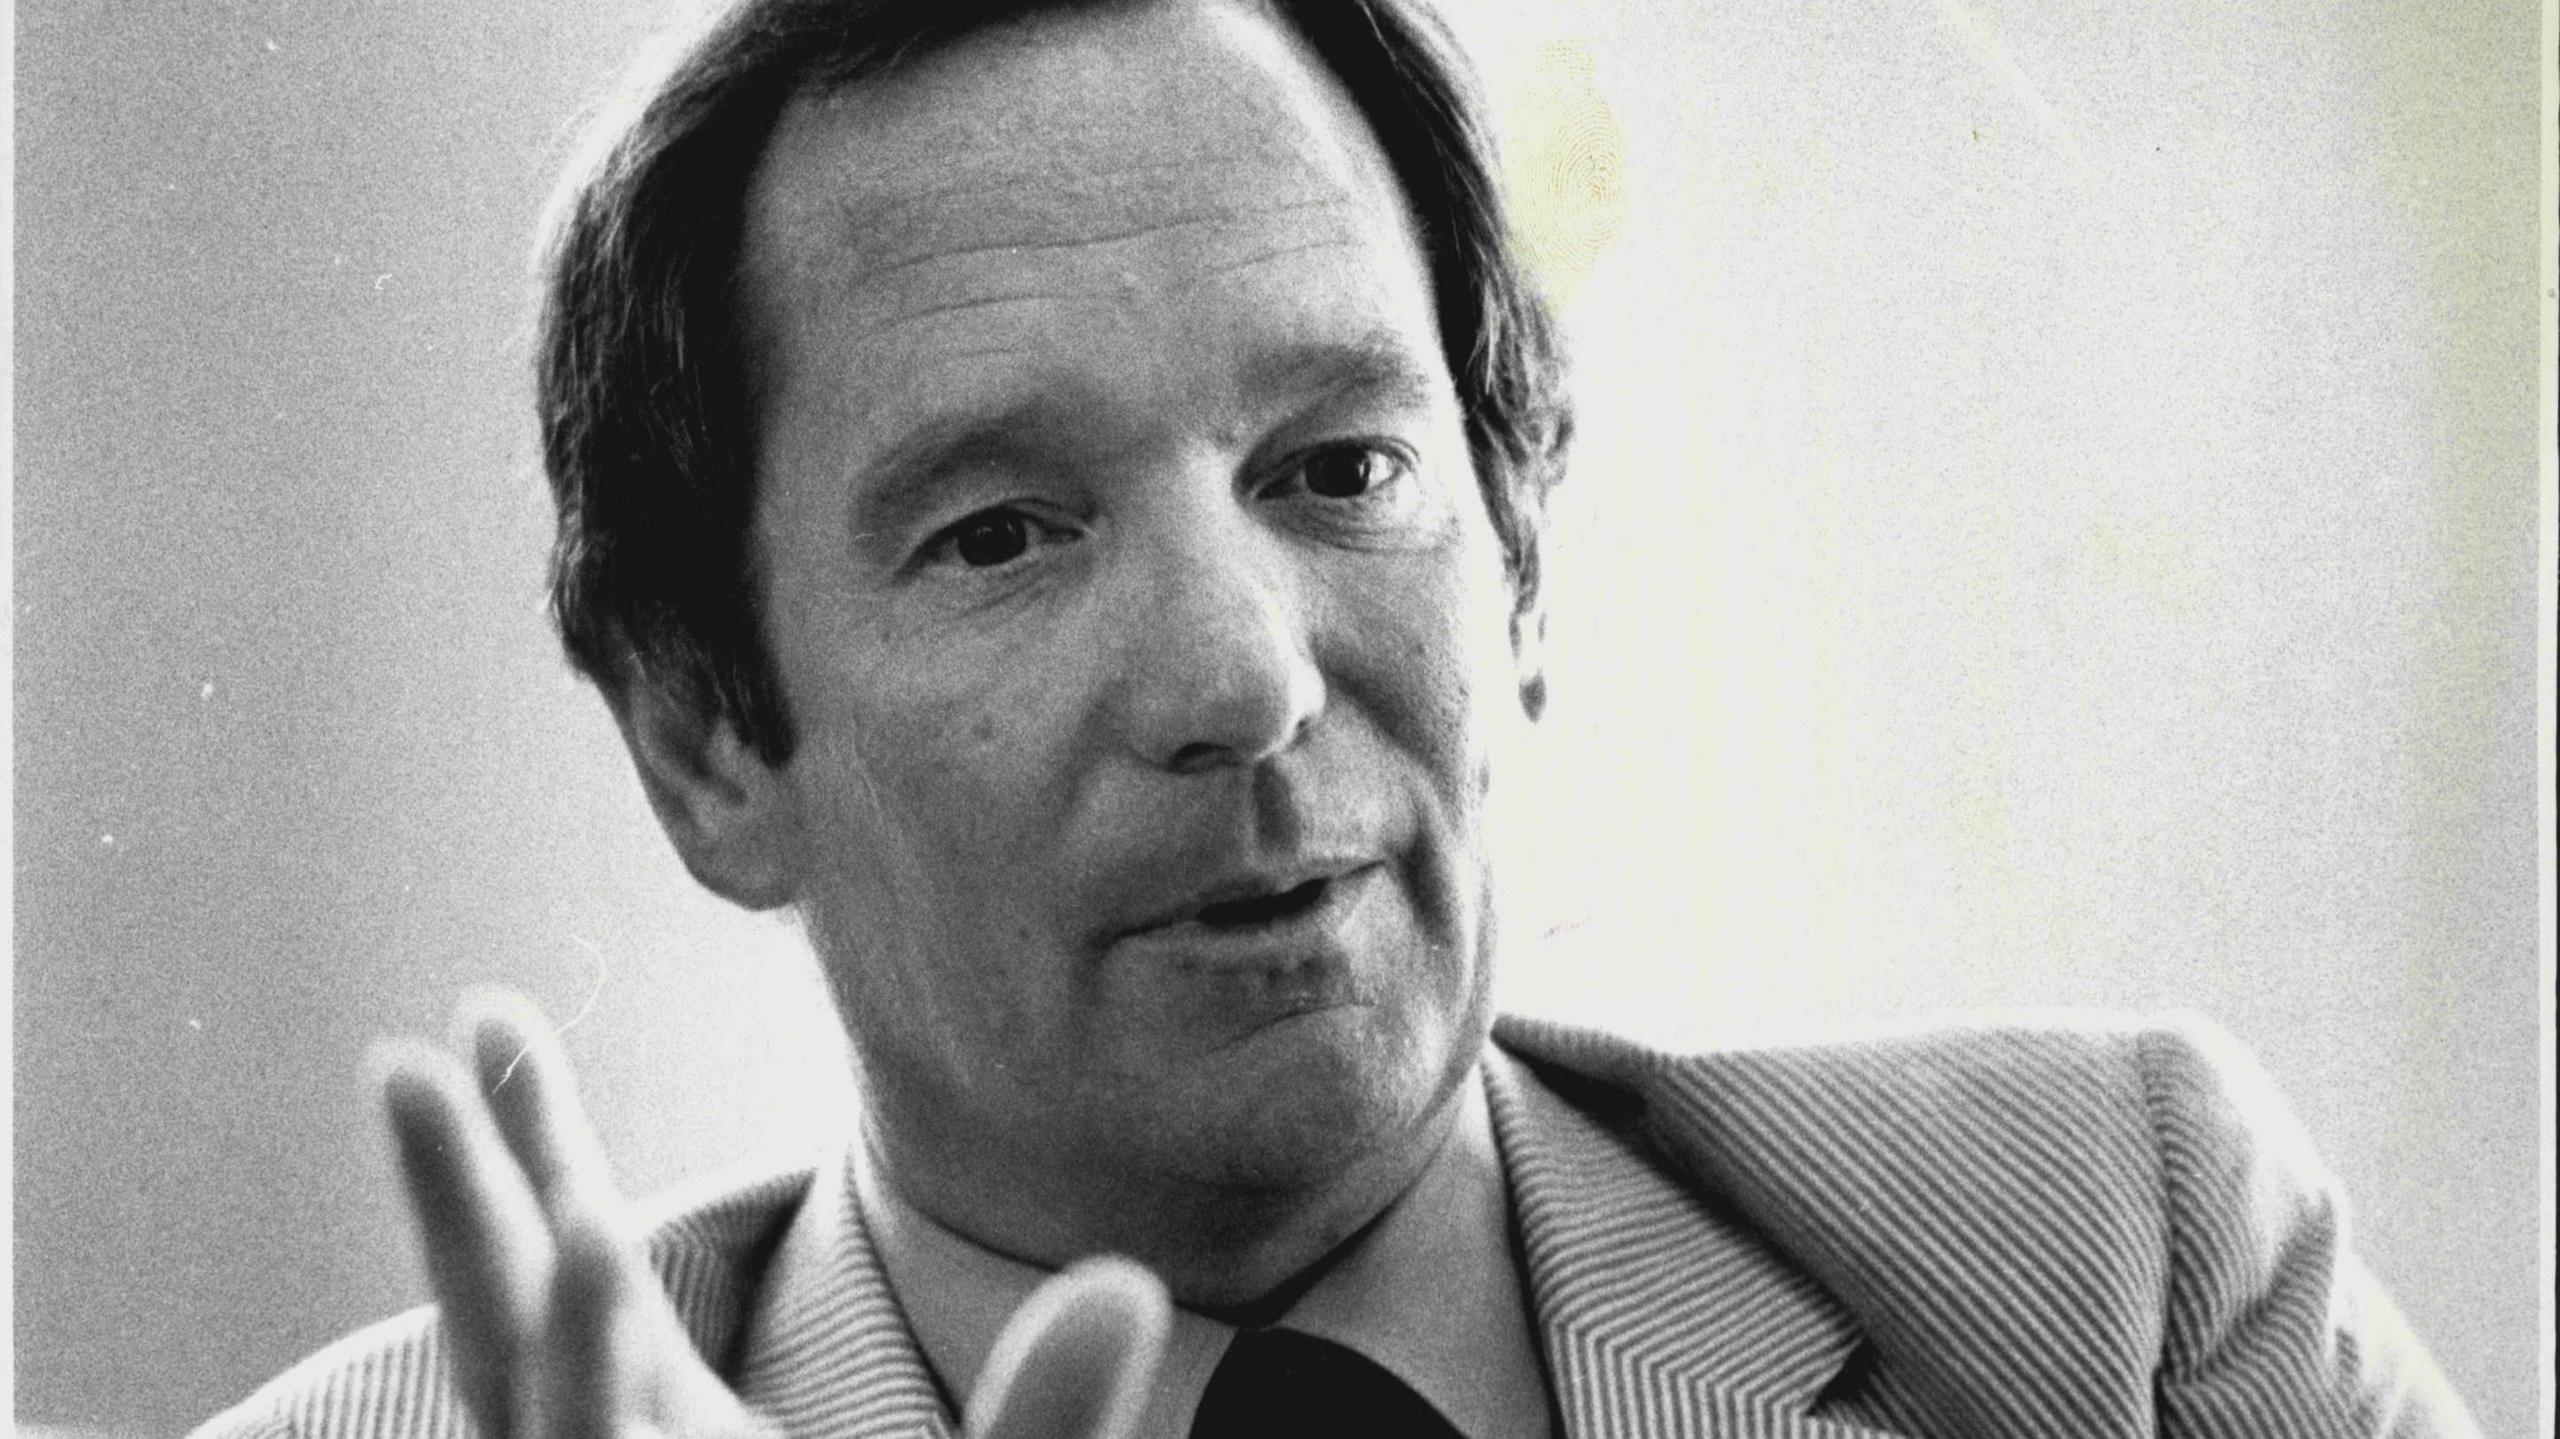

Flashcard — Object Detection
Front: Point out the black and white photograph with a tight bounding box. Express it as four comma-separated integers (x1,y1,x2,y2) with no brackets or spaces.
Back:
12,0,2551,1435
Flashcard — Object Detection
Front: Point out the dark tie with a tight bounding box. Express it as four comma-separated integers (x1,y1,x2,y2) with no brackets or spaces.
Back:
1187,1328,1465,1439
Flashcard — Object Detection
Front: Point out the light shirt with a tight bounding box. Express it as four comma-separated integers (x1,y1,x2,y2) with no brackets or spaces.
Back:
853,1067,1556,1439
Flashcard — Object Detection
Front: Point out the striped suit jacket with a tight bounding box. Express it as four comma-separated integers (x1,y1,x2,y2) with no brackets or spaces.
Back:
197,1014,2475,1439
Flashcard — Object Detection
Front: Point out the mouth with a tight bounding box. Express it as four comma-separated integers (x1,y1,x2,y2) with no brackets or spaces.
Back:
1109,862,1384,959
1190,877,1333,930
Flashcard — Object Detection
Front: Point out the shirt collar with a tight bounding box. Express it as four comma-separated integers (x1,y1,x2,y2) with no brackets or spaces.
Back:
853,1066,1552,1439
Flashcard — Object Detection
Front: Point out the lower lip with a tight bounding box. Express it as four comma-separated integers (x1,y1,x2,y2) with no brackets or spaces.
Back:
1109,864,1386,973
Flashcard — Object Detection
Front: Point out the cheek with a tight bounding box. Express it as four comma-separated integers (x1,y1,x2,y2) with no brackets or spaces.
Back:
788,713,1044,943
1345,539,1516,778
784,705,1068,1092
780,639,1105,1038
797,622,1082,840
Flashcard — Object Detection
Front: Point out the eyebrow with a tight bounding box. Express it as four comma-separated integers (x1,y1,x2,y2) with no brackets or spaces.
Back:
1238,332,1451,420
854,388,1102,526
850,330,1452,523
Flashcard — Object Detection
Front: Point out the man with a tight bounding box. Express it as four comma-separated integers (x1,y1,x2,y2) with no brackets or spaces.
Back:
199,0,2476,1436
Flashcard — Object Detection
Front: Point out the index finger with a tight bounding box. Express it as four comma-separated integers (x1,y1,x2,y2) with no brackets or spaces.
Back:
377,1038,555,1437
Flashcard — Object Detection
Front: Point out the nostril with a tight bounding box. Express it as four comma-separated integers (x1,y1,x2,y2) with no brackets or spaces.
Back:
1163,711,1313,776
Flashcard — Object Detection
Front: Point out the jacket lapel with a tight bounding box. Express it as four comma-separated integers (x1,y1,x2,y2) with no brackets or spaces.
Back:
725,1148,957,1439
1486,1026,1896,1439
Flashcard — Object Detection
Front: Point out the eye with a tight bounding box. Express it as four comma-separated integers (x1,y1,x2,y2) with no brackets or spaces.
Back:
1260,439,1446,548
1276,440,1417,505
918,506,1066,571
1302,443,1401,499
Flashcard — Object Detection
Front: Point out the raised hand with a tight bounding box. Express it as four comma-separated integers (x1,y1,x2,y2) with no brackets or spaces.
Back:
376,991,1168,1439
377,992,773,1439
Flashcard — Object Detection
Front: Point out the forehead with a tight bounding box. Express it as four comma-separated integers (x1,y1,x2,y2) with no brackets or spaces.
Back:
734,0,1440,438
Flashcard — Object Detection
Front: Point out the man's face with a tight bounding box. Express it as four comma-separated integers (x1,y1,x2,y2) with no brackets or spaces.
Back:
732,0,1531,1236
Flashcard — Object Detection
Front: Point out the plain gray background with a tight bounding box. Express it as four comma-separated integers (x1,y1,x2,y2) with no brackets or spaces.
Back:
13,0,2546,1433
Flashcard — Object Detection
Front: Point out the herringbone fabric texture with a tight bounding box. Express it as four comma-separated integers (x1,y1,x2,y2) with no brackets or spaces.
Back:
193,1015,2479,1439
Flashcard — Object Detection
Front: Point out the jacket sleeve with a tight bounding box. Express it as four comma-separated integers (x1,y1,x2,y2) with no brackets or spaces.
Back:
2140,1020,2478,1438
183,1306,478,1439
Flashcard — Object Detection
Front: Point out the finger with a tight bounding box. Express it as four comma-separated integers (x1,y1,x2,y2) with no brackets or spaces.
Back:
377,1038,555,1437
461,987,622,1224
526,1220,782,1439
460,994,728,1415
522,1217,649,1439
969,1257,1170,1439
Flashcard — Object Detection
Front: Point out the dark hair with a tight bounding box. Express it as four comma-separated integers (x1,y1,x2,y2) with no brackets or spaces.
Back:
537,0,1572,762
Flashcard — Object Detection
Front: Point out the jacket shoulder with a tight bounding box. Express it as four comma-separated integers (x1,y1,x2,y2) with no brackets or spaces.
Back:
1499,1008,2174,1205
2128,1023,2475,1435
1495,1011,2476,1436
189,1164,820,1439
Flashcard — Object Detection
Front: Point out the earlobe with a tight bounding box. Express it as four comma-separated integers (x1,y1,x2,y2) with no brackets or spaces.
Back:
613,687,797,911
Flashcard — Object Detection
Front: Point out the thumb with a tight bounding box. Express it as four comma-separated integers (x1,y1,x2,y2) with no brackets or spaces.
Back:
967,1257,1170,1439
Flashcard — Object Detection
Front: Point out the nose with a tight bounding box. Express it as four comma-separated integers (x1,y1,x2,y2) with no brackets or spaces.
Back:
1115,516,1325,775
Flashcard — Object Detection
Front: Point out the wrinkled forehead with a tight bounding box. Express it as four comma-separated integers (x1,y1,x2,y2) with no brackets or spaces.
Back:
735,0,1422,352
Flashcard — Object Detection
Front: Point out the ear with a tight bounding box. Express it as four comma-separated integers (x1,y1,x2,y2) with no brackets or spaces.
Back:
1510,596,1549,722
610,685,797,911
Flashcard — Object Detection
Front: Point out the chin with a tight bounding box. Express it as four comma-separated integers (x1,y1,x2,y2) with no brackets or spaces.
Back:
1154,999,1478,1196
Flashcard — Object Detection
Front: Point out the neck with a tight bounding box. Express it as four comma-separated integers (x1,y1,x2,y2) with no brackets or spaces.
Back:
866,1079,1472,1311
